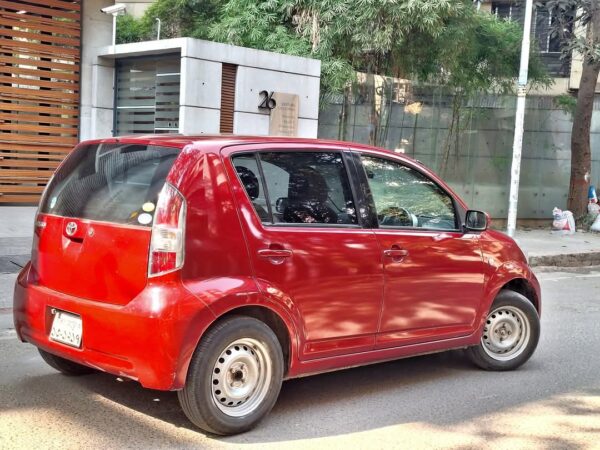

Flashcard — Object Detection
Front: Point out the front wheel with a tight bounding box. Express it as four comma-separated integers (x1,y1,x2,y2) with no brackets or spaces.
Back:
466,290,540,371
178,316,284,435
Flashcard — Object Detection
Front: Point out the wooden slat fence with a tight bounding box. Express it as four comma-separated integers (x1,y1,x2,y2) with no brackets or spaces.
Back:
0,0,81,204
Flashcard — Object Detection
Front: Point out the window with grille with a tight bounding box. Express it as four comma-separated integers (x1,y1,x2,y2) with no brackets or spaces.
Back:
115,55,180,135
491,1,569,76
491,2,559,53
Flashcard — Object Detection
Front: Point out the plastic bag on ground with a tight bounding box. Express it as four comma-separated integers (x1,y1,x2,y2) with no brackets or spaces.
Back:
552,207,576,235
591,215,600,233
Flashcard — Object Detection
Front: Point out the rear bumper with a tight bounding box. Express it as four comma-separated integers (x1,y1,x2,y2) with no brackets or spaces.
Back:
13,262,215,390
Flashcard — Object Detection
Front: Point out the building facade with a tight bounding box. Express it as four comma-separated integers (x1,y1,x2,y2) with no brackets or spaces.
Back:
0,0,320,205
82,38,320,140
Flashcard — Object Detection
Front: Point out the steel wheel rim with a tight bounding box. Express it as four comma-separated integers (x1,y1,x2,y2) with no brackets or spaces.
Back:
482,305,530,361
211,338,272,417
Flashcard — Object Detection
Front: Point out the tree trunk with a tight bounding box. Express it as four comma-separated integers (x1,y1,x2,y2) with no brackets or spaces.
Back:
568,8,600,220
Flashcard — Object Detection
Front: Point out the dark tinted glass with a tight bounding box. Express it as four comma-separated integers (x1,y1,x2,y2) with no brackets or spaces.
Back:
258,152,357,225
40,143,180,226
231,154,271,222
361,155,457,230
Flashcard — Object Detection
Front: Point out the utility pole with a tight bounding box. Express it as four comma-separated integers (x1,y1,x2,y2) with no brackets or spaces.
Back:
506,0,534,237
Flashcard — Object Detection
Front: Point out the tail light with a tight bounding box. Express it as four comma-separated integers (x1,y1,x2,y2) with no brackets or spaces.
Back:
32,174,54,260
149,183,186,277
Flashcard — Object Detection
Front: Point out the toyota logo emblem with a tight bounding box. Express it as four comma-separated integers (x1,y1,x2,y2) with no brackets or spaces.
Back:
65,221,78,236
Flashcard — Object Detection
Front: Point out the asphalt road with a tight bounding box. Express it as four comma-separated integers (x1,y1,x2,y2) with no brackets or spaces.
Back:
1,268,600,449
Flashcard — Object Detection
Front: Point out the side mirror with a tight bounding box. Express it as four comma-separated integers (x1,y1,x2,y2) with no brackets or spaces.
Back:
465,210,489,232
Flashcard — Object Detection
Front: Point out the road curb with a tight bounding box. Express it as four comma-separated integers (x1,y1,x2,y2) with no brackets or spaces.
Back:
529,251,600,268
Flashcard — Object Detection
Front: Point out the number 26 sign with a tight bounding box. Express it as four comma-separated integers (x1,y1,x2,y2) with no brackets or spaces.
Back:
258,90,277,110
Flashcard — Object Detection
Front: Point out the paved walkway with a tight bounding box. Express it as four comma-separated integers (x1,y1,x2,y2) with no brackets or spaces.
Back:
514,229,600,267
0,207,36,309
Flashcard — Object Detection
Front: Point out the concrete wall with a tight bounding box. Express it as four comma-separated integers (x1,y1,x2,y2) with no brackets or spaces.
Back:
318,93,600,220
84,38,321,138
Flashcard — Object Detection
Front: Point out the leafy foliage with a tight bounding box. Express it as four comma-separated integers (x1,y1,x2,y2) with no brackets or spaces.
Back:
542,0,600,64
554,93,578,117
117,0,220,42
117,0,548,96
539,0,600,220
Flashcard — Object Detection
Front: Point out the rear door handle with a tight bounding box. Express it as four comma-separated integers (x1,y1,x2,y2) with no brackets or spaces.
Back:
383,246,409,262
258,249,293,258
258,248,293,264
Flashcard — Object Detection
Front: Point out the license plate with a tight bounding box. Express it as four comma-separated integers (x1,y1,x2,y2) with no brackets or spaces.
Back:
49,310,82,348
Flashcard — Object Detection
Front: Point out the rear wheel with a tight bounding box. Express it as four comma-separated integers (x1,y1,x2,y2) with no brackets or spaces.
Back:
38,348,96,376
466,290,540,371
178,316,284,435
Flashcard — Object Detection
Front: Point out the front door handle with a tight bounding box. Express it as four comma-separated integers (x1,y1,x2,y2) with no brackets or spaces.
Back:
383,246,409,262
258,248,293,265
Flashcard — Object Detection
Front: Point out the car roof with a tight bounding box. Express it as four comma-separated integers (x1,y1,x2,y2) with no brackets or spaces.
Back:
96,134,399,155
86,134,467,210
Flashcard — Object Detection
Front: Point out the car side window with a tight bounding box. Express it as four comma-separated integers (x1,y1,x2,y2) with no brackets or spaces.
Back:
231,154,271,222
361,155,457,230
236,151,357,226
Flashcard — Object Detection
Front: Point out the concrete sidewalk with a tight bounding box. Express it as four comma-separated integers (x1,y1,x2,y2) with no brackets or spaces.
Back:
0,207,36,309
514,229,600,267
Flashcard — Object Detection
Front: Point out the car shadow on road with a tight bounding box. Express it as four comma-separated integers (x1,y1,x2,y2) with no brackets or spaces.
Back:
67,349,546,442
5,348,595,448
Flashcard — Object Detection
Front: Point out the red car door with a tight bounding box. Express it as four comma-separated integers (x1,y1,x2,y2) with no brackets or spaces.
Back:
221,144,384,360
355,151,486,349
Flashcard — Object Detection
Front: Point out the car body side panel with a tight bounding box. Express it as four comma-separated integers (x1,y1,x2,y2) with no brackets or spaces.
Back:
473,229,541,334
220,143,385,360
169,144,255,282
174,276,302,386
286,332,480,379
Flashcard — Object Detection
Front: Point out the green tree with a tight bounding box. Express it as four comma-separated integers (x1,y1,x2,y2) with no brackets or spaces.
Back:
117,0,548,162
210,0,468,94
543,0,600,220
117,0,220,43
410,10,550,172
210,0,548,151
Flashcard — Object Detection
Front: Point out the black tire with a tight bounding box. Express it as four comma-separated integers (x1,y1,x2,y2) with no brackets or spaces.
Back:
38,348,96,376
466,290,540,371
178,315,284,435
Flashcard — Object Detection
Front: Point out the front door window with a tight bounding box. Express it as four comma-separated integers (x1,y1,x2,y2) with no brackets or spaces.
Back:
361,155,457,230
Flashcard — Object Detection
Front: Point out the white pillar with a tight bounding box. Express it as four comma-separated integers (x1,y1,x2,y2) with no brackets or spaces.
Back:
79,0,114,141
506,0,534,237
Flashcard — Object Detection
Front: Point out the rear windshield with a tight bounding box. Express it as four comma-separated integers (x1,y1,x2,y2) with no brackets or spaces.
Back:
40,143,180,226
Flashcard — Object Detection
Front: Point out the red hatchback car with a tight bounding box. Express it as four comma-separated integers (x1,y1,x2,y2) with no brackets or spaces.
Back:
14,135,540,435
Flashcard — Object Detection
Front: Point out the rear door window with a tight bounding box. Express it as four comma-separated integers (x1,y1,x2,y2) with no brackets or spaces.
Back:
232,151,357,226
40,143,180,226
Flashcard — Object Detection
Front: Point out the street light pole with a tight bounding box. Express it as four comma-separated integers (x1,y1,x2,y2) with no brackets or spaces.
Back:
506,0,534,237
156,17,161,40
112,14,117,47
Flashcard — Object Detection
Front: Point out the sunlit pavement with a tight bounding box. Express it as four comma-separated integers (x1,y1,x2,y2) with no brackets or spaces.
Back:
1,268,599,449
